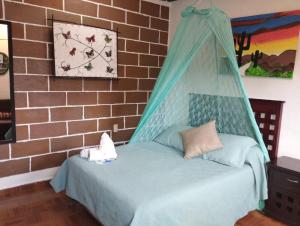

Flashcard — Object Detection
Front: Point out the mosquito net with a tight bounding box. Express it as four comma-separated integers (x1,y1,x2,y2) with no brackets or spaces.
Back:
129,5,269,162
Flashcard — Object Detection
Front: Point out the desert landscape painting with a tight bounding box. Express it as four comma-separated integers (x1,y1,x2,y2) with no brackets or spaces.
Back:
231,10,300,78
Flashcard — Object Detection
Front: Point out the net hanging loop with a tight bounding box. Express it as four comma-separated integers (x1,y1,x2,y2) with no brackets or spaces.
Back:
192,0,214,8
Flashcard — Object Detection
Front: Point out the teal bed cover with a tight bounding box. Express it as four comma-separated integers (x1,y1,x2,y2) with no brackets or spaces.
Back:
51,142,267,226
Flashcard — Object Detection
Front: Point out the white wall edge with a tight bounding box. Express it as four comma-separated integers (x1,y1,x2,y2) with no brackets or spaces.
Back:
0,167,59,191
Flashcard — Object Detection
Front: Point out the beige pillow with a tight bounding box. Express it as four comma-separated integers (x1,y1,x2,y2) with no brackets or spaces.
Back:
180,120,223,159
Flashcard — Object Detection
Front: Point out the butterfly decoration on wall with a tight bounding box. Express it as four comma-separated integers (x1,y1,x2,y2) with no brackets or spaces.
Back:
60,62,71,72
105,34,112,43
106,66,114,73
105,50,112,57
54,22,117,78
69,48,76,56
85,49,94,58
62,31,71,40
86,35,95,43
84,63,93,71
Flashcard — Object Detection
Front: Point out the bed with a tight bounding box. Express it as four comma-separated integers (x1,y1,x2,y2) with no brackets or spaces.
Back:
51,98,284,226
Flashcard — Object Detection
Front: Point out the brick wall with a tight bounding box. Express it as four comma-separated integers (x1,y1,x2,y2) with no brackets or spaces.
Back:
0,0,169,178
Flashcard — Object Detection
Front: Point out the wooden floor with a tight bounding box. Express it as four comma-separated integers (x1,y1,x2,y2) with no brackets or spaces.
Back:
0,182,286,226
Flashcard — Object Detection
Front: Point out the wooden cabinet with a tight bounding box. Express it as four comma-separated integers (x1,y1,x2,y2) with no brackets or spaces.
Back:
265,157,300,225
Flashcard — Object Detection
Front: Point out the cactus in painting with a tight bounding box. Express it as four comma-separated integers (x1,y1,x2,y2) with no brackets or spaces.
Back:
234,31,252,67
251,50,263,68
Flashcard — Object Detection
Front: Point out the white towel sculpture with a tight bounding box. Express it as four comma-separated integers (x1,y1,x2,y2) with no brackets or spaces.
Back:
80,133,117,162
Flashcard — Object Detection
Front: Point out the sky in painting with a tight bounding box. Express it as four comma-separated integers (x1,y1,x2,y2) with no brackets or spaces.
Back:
231,10,300,55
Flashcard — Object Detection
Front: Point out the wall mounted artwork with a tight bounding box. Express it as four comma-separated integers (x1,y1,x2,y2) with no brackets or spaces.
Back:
53,21,117,78
231,10,300,78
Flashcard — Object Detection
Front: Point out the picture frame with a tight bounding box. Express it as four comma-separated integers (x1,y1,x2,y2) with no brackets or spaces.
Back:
53,21,118,78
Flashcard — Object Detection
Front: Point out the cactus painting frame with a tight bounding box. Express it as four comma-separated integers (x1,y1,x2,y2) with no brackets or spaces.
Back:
231,10,300,78
53,21,118,78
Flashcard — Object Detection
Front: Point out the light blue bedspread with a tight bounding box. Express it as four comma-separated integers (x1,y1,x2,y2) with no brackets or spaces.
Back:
51,142,267,226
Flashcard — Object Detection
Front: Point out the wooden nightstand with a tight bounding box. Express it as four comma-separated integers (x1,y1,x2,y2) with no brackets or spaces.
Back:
265,156,300,226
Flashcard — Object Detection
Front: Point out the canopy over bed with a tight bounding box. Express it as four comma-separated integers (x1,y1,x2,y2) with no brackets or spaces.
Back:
130,4,269,161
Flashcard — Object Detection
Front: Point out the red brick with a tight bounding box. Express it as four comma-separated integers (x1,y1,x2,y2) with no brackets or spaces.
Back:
151,17,169,31
89,0,110,4
49,77,82,91
51,135,83,152
30,122,66,139
25,0,63,10
27,59,53,75
112,104,137,116
68,149,81,157
51,107,83,121
139,79,156,90
149,67,161,78
12,22,24,38
160,31,168,45
67,92,97,105
13,58,26,74
127,12,149,27
161,6,169,19
99,5,125,22
16,125,29,141
112,78,137,91
140,54,158,66
0,145,9,160
31,152,67,171
98,117,124,130
5,2,46,25
26,25,52,42
118,38,125,51
82,17,111,30
112,129,134,142
126,92,147,103
118,52,138,65
0,159,29,177
98,92,124,104
113,23,139,40
126,66,148,78
126,40,149,54
150,43,168,55
47,9,81,25
118,65,125,77
16,109,48,124
140,28,159,43
113,0,139,12
14,75,48,91
14,92,27,108
83,79,110,91
68,120,97,134
138,103,146,114
11,139,49,158
125,116,141,128
159,56,166,67
141,1,160,17
29,92,66,107
13,40,47,58
65,0,97,17
84,105,111,118
48,43,54,59
84,132,103,146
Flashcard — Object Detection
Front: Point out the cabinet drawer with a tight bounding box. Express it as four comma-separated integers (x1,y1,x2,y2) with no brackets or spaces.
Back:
271,170,300,192
266,186,300,226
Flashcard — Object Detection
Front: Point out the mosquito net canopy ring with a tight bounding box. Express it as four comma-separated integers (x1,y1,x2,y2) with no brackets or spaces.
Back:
129,5,269,162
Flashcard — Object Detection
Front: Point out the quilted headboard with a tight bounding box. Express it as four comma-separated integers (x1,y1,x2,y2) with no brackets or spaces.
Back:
188,94,284,160
249,98,284,161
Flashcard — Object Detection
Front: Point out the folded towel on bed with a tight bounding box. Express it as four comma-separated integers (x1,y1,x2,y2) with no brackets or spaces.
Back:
80,133,117,162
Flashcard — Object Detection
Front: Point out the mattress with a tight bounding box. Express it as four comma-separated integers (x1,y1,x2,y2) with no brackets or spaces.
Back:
51,141,267,226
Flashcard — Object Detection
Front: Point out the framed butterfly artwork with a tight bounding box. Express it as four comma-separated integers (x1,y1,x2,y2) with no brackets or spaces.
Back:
53,21,118,78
